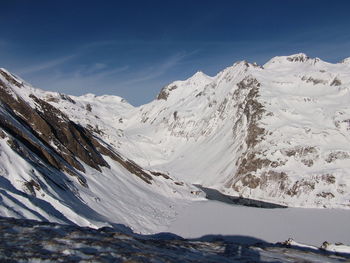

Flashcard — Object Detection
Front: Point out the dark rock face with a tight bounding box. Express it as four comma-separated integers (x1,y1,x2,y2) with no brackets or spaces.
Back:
157,85,177,100
28,94,110,172
227,77,270,191
330,78,342,86
226,77,330,201
107,152,153,184
0,69,153,186
286,54,310,62
301,76,327,85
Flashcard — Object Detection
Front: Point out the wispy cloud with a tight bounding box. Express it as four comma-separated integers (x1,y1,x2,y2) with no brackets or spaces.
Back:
80,40,118,50
19,51,193,105
121,51,195,85
94,65,129,78
72,64,129,79
17,54,77,75
27,63,130,97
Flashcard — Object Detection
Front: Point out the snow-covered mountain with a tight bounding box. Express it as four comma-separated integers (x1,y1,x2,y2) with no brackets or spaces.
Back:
1,53,350,233
121,53,350,209
0,68,202,233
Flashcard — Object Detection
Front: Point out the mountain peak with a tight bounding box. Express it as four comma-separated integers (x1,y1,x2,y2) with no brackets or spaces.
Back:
192,70,206,77
182,70,213,86
340,57,350,64
156,71,213,101
224,60,263,73
285,53,310,62
187,71,212,82
263,53,323,68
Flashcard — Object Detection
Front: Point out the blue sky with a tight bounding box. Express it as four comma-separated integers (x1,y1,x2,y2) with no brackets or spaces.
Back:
1,0,350,105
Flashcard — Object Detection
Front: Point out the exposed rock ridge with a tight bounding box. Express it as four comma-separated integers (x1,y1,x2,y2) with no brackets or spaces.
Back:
0,69,154,185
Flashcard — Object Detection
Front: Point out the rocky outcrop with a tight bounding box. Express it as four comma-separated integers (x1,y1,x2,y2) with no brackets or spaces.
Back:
0,69,154,186
287,54,310,62
157,84,178,100
226,77,270,191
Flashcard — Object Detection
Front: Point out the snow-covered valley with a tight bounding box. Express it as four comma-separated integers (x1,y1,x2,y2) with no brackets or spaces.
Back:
1,53,350,261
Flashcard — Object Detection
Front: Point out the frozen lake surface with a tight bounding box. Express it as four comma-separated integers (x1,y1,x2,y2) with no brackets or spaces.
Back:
168,199,350,246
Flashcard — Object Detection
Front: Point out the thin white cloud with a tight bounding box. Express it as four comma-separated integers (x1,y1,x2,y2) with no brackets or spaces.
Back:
14,40,119,76
9,44,198,105
94,65,129,78
72,64,129,79
121,51,194,85
80,40,118,50
27,63,130,96
17,54,77,75
92,63,107,71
